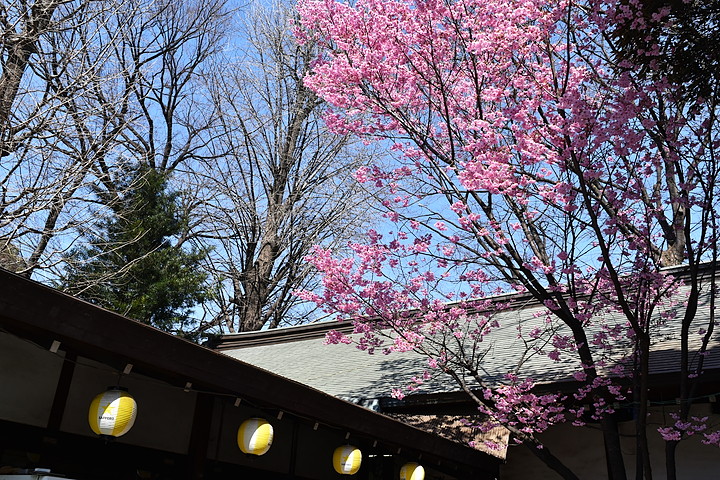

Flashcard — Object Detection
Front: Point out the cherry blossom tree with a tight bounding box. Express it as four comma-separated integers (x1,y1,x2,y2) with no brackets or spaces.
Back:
295,0,720,478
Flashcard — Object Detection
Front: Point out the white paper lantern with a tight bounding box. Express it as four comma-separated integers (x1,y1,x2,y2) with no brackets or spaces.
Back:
88,388,137,437
238,418,274,455
333,445,362,475
400,462,425,480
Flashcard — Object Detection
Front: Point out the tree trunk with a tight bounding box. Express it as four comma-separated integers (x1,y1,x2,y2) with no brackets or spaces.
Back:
0,0,61,150
601,415,627,480
665,440,678,480
568,321,628,480
636,335,653,480
524,442,581,480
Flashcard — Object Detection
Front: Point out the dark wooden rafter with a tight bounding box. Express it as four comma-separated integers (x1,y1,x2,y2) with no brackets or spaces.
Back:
47,351,77,432
188,392,214,480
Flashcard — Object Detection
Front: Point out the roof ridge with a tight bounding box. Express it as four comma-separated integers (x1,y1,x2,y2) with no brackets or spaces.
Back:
211,319,355,349
211,262,718,350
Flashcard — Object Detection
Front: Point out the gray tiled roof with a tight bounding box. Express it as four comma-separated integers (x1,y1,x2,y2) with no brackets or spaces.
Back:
220,329,435,403
216,279,720,404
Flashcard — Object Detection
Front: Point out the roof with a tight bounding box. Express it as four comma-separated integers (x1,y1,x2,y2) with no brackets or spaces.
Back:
387,414,510,460
0,268,500,475
215,321,444,404
213,298,589,403
214,269,720,405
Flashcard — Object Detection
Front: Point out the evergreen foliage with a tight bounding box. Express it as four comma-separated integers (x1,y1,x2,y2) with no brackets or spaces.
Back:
61,165,209,337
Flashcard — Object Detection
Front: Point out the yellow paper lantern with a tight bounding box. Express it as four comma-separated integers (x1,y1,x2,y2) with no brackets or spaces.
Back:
238,418,274,455
333,445,362,475
88,388,137,437
400,462,425,480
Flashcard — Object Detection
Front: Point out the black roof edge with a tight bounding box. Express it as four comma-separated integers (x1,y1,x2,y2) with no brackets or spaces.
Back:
209,320,355,349
0,268,500,474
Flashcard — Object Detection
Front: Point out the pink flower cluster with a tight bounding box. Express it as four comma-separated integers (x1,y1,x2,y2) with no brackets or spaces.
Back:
658,413,710,443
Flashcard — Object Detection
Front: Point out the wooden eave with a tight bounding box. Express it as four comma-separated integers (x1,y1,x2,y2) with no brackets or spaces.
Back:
210,320,356,350
0,268,499,476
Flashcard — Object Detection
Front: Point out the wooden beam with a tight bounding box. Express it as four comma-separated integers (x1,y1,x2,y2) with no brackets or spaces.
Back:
47,351,77,432
187,393,214,480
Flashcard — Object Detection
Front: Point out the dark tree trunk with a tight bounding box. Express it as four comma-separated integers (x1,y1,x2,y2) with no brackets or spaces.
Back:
0,0,61,153
601,415,627,480
524,441,581,480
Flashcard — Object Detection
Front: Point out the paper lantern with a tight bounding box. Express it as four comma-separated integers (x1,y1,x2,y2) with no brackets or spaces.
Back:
400,462,425,480
238,418,274,455
88,388,137,437
333,445,362,475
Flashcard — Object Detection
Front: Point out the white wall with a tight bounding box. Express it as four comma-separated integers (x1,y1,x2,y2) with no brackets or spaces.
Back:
59,355,197,454
0,332,63,427
501,405,720,479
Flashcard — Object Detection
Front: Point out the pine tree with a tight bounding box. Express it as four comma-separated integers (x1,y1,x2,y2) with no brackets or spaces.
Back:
61,165,209,337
